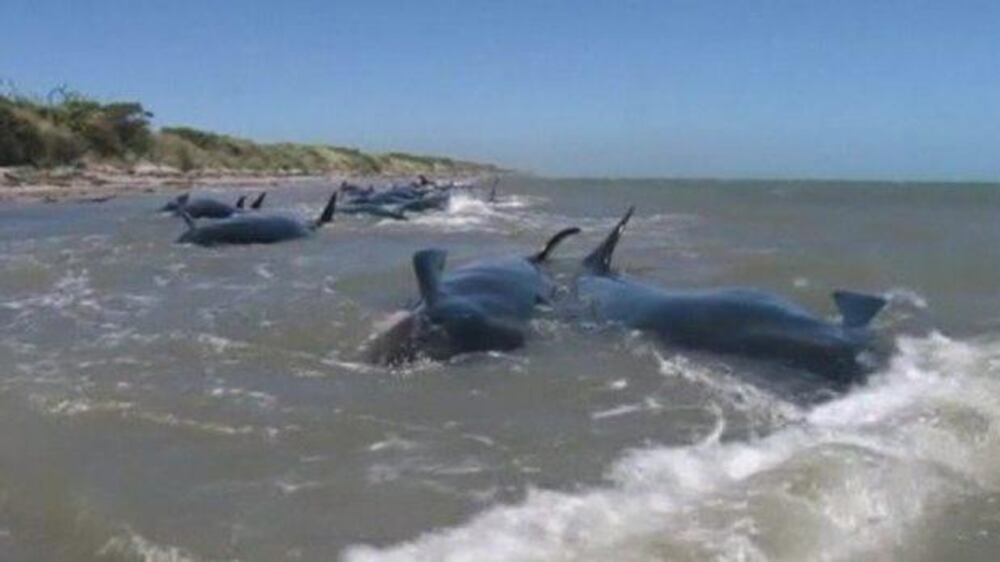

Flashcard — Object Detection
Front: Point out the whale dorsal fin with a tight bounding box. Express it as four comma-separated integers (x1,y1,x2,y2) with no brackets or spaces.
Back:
531,227,581,263
413,249,447,306
235,195,247,209
316,192,337,227
488,177,499,203
177,193,190,206
251,192,267,210
583,206,634,274
178,208,196,231
833,290,887,328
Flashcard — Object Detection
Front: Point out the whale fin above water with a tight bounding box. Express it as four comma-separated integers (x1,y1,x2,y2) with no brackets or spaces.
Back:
178,208,196,231
530,227,581,263
176,193,190,206
251,192,267,210
316,192,337,226
413,249,447,307
488,177,499,203
235,195,247,209
833,290,887,328
583,206,634,274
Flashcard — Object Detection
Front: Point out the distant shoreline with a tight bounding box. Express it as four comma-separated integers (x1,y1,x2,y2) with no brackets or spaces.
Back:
1,88,501,203
0,165,494,204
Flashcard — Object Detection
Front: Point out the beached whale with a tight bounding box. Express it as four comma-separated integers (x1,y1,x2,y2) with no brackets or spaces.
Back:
176,192,336,246
398,191,450,213
349,185,422,206
366,226,581,364
576,208,889,386
161,192,266,219
337,203,408,221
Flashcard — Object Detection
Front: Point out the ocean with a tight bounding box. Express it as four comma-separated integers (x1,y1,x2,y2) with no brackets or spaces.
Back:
1,177,999,561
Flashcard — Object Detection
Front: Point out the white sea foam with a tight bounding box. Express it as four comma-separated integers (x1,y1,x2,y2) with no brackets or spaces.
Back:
400,193,505,232
886,287,930,309
99,529,201,562
345,333,1000,561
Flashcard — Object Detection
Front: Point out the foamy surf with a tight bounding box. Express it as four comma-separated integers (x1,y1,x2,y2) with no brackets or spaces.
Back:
395,193,509,232
99,530,199,562
345,333,1000,562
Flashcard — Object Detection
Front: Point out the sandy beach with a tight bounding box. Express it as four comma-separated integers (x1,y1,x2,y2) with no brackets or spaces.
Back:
0,164,489,204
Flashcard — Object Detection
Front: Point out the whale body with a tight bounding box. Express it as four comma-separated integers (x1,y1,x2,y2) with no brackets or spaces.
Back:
577,208,889,386
176,192,336,246
367,227,580,364
161,192,266,219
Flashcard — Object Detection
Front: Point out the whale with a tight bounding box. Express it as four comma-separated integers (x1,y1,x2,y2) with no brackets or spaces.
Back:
576,208,889,387
339,181,452,217
352,188,423,207
161,192,266,219
397,191,449,213
366,226,581,364
337,203,408,221
176,192,337,246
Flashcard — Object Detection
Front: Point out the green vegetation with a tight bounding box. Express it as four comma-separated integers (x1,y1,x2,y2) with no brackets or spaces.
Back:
0,85,497,176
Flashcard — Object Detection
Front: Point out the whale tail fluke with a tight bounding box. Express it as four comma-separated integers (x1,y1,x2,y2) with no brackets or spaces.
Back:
531,227,581,263
235,195,247,209
251,192,267,210
833,291,887,328
413,249,447,306
583,206,634,274
317,192,337,226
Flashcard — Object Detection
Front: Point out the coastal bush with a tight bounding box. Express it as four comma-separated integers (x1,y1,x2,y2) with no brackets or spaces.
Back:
0,103,45,165
0,91,153,165
152,132,202,172
0,85,498,175
0,101,86,166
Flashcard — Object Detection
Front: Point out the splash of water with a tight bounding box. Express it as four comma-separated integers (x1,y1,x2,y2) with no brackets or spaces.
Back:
345,333,1000,561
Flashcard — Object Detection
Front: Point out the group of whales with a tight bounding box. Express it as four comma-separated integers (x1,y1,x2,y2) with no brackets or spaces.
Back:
367,207,889,390
337,175,492,220
160,191,267,218
161,183,889,390
162,176,479,246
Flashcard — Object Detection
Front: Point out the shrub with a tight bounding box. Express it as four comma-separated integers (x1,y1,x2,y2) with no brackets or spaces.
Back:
0,103,45,165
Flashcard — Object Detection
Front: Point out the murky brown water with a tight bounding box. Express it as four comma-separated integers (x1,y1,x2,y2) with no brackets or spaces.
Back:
2,178,1000,561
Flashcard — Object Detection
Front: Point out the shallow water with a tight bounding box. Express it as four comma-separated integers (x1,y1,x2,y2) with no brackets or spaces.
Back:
1,178,999,561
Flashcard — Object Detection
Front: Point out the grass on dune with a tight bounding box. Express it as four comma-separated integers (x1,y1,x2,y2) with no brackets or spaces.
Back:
0,83,497,176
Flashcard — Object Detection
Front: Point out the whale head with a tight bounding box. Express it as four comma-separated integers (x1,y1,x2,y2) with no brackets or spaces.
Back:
365,249,527,365
366,297,524,365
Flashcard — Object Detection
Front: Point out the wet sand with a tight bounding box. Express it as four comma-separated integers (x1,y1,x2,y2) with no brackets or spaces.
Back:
0,165,491,204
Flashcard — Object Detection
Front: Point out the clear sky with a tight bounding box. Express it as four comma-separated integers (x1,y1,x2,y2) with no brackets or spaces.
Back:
2,1,998,180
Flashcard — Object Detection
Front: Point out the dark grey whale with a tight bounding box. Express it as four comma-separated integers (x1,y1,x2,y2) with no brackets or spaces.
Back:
367,226,581,364
161,192,266,219
398,191,450,213
576,208,889,386
337,203,408,221
177,192,337,246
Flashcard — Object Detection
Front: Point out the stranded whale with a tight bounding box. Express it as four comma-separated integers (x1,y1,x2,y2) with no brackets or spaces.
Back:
176,192,336,246
576,207,889,386
161,192,266,219
367,227,581,364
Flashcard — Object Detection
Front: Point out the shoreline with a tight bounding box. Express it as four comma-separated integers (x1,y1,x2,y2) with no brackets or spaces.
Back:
0,165,494,204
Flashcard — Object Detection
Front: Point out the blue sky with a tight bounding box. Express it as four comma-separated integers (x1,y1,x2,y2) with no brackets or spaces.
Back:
2,1,998,179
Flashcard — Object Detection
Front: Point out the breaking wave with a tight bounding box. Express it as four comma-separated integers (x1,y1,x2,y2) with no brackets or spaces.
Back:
346,333,1000,561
